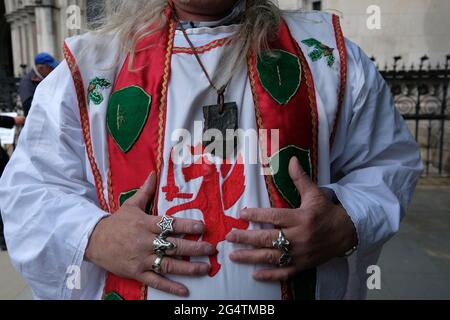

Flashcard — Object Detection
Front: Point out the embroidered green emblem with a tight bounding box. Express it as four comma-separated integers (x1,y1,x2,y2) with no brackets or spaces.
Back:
257,50,302,105
269,145,312,208
119,189,153,214
104,292,124,300
107,86,152,153
87,77,112,105
301,38,336,67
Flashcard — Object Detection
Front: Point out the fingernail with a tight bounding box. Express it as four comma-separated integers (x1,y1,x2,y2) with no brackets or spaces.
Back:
193,223,204,233
204,244,215,255
177,288,189,296
143,172,155,186
201,264,211,273
226,232,237,242
253,273,265,281
229,252,238,261
293,157,304,171
240,210,249,218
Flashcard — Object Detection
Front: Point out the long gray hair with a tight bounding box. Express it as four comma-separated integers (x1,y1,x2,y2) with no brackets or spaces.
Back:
90,0,281,84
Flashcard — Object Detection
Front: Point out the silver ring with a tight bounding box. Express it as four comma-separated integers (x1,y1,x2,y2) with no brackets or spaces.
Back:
157,215,175,237
272,230,291,253
279,252,293,268
152,252,165,274
153,236,177,254
272,230,293,267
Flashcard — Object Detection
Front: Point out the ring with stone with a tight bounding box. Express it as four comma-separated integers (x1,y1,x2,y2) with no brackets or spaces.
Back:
157,215,175,238
153,235,177,254
152,252,165,274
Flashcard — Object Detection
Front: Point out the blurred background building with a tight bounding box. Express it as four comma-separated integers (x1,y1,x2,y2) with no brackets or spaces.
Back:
2,0,450,76
280,0,450,70
2,0,102,76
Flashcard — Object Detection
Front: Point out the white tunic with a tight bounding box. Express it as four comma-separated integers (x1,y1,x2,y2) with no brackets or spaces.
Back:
0,11,423,300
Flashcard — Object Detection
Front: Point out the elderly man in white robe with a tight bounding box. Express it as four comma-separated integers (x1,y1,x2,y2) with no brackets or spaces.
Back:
0,0,422,300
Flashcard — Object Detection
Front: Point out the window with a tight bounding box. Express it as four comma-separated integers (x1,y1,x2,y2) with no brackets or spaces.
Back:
312,1,322,11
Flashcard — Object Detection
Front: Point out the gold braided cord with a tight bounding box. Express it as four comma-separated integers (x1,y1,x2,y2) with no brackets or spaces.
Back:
63,43,110,212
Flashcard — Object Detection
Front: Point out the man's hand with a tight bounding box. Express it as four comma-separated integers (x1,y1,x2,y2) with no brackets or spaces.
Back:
14,116,25,126
85,173,215,297
226,158,358,282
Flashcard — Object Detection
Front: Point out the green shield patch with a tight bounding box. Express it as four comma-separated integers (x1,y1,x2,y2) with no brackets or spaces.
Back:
257,50,302,105
103,292,124,300
269,145,312,208
107,86,151,153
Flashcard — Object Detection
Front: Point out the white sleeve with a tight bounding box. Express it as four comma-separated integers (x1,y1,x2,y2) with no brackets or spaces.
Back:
0,61,109,299
324,39,424,254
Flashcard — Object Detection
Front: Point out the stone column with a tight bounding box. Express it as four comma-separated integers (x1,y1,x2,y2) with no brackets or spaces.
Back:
24,14,36,70
9,20,23,76
19,18,29,71
35,6,56,56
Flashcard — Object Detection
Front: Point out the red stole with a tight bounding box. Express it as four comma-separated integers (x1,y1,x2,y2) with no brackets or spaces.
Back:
104,15,318,300
103,12,176,300
247,20,319,301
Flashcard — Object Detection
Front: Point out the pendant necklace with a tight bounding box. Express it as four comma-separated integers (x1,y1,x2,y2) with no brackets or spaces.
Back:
173,11,239,159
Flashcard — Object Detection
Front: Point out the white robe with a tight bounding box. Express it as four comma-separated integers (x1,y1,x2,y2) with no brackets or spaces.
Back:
0,11,423,300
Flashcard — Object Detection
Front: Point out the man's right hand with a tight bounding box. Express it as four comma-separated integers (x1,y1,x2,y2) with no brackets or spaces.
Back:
85,172,214,297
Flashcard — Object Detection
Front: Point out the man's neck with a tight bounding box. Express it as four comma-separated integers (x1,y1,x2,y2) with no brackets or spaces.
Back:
174,1,242,22
175,11,228,22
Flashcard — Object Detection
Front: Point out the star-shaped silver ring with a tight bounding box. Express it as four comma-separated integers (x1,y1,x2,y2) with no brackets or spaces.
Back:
157,215,175,237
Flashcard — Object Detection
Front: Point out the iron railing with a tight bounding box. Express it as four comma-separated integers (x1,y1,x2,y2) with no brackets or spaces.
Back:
379,55,450,177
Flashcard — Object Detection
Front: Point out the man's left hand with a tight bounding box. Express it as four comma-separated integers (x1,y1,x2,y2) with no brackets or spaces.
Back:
226,157,358,282
14,116,25,126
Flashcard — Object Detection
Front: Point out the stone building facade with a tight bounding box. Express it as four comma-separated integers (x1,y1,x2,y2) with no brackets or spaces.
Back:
3,0,96,76
280,0,450,69
4,0,450,75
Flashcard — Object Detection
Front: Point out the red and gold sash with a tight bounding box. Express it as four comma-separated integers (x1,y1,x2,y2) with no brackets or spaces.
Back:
248,19,319,300
102,9,176,300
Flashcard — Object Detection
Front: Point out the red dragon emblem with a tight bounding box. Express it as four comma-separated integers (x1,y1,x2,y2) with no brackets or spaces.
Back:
162,146,249,276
